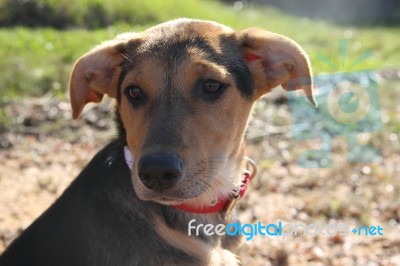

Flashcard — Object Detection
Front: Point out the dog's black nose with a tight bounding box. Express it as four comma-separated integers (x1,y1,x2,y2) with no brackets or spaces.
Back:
138,153,182,192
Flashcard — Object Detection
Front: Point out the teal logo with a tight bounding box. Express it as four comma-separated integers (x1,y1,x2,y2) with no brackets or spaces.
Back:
316,39,373,71
339,92,359,113
287,40,382,168
352,225,383,236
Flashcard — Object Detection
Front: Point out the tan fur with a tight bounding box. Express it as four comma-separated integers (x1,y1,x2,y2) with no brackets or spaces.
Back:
154,217,239,266
154,217,211,262
70,40,124,118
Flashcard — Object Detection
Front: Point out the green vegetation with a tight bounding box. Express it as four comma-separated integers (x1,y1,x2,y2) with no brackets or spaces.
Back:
0,0,399,101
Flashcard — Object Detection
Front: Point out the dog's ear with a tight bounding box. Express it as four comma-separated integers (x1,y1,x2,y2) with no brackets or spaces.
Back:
69,39,127,119
237,28,317,106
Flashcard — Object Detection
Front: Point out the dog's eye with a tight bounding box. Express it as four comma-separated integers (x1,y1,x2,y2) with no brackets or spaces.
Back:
125,86,145,106
203,80,223,94
127,86,143,100
194,79,227,102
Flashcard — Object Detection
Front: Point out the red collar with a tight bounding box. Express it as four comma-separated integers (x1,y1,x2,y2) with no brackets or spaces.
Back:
124,147,257,215
172,167,255,214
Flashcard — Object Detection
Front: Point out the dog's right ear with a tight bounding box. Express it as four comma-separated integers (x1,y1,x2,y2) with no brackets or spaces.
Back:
69,36,135,119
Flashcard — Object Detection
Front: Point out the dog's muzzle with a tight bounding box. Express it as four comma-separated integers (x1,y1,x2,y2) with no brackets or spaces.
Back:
124,146,258,216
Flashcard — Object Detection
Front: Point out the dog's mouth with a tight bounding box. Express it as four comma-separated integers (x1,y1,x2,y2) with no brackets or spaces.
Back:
135,187,226,211
132,178,206,203
152,197,186,205
131,172,240,210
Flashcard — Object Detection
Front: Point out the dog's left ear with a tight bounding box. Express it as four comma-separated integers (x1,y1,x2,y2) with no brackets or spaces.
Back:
237,28,317,106
69,40,126,119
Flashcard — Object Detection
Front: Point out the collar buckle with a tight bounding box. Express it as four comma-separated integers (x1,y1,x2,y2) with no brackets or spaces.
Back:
224,156,257,218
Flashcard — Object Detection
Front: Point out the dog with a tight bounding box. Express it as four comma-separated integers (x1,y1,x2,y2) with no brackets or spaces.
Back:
0,18,315,266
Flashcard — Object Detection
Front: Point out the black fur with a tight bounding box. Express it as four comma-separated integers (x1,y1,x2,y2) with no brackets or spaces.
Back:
0,140,200,266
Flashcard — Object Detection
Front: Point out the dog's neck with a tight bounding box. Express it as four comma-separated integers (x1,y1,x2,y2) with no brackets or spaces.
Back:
154,204,242,259
172,169,253,215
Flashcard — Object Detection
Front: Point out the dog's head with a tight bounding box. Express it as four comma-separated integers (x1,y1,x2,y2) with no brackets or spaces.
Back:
70,19,315,208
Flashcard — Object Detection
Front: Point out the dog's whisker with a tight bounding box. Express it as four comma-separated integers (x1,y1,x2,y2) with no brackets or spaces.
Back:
199,157,228,164
120,52,134,64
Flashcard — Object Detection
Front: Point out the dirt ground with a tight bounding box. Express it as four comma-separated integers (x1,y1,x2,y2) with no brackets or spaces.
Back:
1,78,400,265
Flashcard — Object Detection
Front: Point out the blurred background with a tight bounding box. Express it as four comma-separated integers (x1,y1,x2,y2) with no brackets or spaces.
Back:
0,0,399,265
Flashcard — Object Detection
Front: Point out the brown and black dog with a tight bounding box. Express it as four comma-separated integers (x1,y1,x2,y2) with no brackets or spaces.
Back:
0,19,315,265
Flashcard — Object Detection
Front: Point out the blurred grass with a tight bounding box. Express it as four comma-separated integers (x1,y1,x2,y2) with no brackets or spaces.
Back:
0,0,399,101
